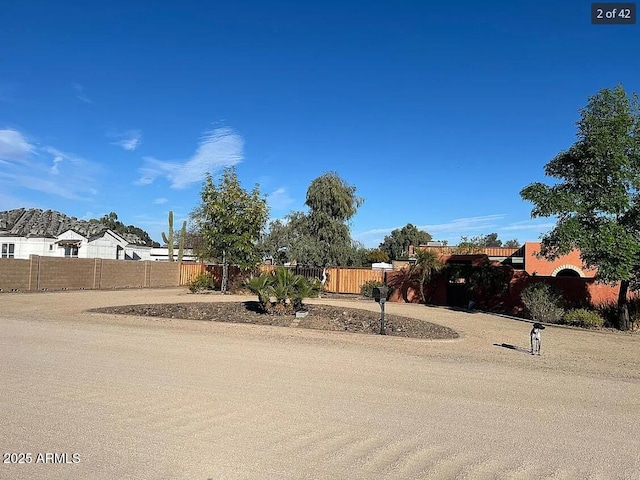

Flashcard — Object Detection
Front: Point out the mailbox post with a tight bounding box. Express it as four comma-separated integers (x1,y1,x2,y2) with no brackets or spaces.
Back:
372,286,389,335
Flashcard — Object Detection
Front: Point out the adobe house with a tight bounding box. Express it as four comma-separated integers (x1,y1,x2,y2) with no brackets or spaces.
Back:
391,242,618,310
410,242,596,278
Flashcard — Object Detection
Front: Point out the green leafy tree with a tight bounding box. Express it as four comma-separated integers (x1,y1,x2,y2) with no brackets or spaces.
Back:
473,233,502,247
454,236,484,254
366,248,390,264
303,172,363,266
191,167,269,293
259,173,363,267
258,219,296,265
185,228,208,261
455,233,520,251
521,85,640,330
379,224,432,260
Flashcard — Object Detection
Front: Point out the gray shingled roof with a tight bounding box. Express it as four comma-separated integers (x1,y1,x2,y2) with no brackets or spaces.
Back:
0,208,147,245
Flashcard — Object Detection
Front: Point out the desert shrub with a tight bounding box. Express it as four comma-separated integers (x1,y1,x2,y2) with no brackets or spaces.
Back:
188,273,213,293
563,308,604,328
520,282,565,324
361,280,385,298
596,297,640,329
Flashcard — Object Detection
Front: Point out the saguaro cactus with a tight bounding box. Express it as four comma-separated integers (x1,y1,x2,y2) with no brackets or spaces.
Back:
161,211,174,262
177,220,186,262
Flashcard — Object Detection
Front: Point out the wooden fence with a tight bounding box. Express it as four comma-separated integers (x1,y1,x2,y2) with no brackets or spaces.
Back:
179,263,386,295
179,262,206,285
324,267,384,294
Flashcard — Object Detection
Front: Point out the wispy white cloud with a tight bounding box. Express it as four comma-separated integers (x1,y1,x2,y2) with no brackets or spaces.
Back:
501,220,557,231
50,155,63,174
0,129,34,162
135,127,243,189
354,214,517,248
42,146,98,187
111,130,142,151
354,214,508,243
416,214,507,234
0,171,86,200
267,188,294,211
72,83,92,104
353,214,555,248
153,197,168,205
0,130,102,201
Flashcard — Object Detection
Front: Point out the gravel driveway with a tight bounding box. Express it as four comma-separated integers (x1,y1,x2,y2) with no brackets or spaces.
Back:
1,288,639,479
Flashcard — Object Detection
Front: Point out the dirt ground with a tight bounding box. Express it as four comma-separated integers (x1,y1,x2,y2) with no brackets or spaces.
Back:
1,288,639,480
91,301,459,339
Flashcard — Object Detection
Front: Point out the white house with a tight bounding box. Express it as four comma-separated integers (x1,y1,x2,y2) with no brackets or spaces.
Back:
0,228,154,261
149,247,197,262
0,208,154,261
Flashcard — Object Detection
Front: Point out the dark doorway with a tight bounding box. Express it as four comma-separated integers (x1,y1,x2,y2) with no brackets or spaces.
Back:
446,281,469,307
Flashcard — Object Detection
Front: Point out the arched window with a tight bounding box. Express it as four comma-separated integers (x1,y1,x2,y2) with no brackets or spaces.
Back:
555,268,580,277
551,264,584,277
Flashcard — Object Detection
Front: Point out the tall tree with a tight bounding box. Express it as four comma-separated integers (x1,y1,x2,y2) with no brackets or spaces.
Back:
379,224,432,260
259,173,363,267
303,172,364,266
521,85,640,330
191,167,269,293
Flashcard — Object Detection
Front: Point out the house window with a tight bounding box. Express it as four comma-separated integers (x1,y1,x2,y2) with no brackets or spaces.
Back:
1,243,15,258
49,244,53,251
64,245,79,258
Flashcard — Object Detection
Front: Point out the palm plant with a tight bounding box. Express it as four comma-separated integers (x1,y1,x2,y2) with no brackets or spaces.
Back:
245,267,321,315
293,277,322,310
245,274,273,310
409,250,444,304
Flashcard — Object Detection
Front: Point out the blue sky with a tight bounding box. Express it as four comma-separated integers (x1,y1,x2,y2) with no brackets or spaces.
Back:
1,1,637,247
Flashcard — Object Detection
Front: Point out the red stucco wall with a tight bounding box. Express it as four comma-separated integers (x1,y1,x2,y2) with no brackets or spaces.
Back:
523,242,597,277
